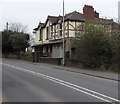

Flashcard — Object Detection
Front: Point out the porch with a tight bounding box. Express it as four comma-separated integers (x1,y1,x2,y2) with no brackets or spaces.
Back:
32,40,63,62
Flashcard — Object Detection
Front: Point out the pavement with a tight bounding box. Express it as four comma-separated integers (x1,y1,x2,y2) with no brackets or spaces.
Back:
32,62,119,82
52,65,119,82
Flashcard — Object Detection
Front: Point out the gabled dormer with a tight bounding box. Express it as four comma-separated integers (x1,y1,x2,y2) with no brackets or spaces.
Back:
33,22,45,44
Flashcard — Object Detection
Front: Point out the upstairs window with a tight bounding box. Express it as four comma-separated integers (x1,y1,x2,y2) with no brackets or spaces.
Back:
46,27,49,40
50,26,53,38
39,29,43,41
60,23,62,37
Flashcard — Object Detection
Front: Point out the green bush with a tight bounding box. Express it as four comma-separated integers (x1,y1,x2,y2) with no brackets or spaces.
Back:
74,22,117,71
20,52,32,61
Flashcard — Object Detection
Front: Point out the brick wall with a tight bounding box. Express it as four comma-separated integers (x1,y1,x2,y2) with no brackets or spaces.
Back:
39,58,62,65
83,5,99,20
65,59,84,69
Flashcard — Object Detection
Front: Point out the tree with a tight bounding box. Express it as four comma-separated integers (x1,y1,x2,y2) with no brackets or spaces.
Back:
9,33,29,59
9,22,28,33
2,30,13,58
74,22,116,69
110,20,120,72
2,22,30,58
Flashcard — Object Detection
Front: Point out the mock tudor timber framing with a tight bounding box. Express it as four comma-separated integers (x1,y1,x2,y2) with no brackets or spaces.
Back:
32,5,114,61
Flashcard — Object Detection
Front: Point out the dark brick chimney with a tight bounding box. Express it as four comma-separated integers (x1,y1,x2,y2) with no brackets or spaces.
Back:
94,11,99,18
83,5,99,20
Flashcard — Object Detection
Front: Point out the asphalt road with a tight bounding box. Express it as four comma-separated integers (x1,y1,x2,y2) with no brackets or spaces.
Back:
1,59,119,103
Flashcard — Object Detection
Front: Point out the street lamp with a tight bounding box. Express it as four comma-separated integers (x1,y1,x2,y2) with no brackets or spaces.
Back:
62,0,65,66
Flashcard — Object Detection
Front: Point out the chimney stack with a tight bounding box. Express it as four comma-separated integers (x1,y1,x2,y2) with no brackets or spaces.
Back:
94,11,99,18
83,5,99,20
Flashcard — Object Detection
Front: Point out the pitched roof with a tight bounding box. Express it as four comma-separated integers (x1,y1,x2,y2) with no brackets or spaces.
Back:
45,11,84,26
34,11,85,30
48,16,58,24
43,16,59,27
34,10,114,30
65,11,84,22
33,22,45,30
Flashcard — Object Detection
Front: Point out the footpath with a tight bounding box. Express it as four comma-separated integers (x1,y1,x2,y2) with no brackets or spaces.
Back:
51,65,119,82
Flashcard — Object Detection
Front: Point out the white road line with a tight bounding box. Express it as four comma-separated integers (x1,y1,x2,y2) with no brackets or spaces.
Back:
2,62,120,103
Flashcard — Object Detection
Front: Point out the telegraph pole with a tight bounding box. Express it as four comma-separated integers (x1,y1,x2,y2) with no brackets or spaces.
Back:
6,22,9,31
5,22,9,58
62,0,65,66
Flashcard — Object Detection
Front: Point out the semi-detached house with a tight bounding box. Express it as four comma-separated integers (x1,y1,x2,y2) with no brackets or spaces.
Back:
32,5,113,61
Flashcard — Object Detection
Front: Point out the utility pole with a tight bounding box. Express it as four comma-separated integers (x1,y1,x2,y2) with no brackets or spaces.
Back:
6,22,9,31
62,0,65,66
5,22,9,58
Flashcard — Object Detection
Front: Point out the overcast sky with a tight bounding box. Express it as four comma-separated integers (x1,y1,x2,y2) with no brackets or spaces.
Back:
0,0,119,34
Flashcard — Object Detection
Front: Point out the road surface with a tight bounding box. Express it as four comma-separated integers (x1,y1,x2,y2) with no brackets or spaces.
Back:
1,58,119,103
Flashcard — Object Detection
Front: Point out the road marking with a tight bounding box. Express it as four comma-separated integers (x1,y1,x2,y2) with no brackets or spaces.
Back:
1,62,120,103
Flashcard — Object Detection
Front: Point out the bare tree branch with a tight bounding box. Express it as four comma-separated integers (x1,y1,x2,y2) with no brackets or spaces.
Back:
8,22,28,33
